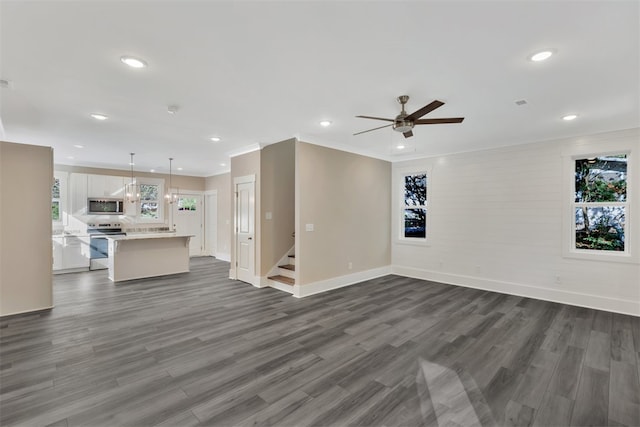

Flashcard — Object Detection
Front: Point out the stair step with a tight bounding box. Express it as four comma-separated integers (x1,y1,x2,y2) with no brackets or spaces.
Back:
268,275,295,286
288,254,295,258
279,264,295,271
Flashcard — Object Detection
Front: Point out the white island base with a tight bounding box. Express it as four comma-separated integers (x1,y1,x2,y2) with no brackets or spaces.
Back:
107,234,193,282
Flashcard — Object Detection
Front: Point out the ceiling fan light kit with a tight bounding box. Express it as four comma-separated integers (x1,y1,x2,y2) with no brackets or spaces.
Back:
354,95,464,138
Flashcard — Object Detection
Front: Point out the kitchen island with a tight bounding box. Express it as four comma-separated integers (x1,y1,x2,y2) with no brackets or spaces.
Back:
107,233,193,282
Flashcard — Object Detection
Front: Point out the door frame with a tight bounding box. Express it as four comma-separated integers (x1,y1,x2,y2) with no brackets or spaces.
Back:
232,174,256,283
204,190,217,258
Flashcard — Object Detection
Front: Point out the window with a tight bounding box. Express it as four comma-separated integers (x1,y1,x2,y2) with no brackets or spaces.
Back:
177,197,197,211
573,154,627,252
140,183,160,219
52,177,61,222
402,173,427,240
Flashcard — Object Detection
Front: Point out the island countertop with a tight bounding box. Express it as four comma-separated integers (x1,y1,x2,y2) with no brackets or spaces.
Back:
107,233,194,241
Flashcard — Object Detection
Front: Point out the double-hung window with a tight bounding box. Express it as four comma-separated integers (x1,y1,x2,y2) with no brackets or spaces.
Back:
402,172,428,241
52,177,61,222
140,183,160,219
573,154,628,253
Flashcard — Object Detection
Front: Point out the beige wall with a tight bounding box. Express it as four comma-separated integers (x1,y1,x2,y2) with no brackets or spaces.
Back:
296,142,391,285
205,173,231,260
229,150,261,276
54,164,206,191
260,139,295,275
1,142,53,316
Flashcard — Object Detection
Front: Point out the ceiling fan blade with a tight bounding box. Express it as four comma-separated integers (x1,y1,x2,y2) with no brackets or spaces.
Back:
355,115,394,122
406,100,445,121
414,117,465,125
353,123,393,136
403,130,413,138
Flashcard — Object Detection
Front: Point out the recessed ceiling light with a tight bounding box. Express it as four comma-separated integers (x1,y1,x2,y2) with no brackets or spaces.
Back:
220,163,226,167
529,50,555,62
177,167,183,171
562,114,578,121
129,162,135,166
73,144,84,149
150,169,155,173
120,56,147,68
90,113,108,121
396,144,405,150
210,137,221,142
67,156,74,160
320,120,332,127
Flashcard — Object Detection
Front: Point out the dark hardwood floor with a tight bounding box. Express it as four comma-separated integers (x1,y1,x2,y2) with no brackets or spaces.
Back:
1,257,639,426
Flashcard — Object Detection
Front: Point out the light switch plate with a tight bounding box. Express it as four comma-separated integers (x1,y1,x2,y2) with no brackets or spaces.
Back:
265,212,272,220
305,223,314,232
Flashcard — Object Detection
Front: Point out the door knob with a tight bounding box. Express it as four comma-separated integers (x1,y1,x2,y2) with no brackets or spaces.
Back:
248,237,252,240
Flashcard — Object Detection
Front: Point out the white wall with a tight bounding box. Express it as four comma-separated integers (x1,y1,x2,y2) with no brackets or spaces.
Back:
392,128,640,316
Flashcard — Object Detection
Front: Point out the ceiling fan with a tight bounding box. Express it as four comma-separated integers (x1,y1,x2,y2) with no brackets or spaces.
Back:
354,95,464,138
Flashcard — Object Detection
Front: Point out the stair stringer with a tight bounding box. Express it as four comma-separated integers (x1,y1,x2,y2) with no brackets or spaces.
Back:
260,245,295,288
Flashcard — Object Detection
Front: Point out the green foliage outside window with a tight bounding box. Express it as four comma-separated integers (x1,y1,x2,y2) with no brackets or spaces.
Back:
178,197,197,211
52,201,60,221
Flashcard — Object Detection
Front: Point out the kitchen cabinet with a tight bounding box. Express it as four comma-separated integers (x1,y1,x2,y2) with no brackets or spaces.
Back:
52,236,64,271
52,235,91,272
88,175,126,199
63,236,91,269
70,173,88,216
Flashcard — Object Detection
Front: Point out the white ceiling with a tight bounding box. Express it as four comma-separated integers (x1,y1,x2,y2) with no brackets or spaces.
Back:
1,1,638,177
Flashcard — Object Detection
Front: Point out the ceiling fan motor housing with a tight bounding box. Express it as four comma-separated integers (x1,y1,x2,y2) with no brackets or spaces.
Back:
393,112,414,133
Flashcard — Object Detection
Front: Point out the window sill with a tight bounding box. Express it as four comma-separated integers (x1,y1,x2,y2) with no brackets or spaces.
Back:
395,239,430,247
563,250,639,264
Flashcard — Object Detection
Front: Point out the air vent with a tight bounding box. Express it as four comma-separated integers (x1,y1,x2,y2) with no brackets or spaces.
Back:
515,99,527,106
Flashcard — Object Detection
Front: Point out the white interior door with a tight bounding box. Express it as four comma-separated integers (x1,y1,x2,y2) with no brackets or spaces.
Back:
205,192,217,257
172,194,203,256
235,179,255,284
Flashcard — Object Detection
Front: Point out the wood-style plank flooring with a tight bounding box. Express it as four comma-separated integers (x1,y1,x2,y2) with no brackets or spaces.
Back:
1,257,639,426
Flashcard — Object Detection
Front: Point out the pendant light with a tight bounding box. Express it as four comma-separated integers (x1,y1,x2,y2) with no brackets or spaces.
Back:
125,153,140,203
165,157,179,204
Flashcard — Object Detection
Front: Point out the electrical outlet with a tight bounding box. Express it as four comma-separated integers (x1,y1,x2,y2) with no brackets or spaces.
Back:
439,260,444,269
348,262,353,270
305,223,314,232
555,275,561,284
475,265,481,273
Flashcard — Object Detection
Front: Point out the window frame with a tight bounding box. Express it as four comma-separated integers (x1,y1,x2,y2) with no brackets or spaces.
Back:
563,148,637,264
396,167,431,246
52,171,68,226
136,177,164,223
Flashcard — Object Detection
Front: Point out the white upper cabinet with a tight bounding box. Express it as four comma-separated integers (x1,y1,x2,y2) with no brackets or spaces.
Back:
70,173,88,216
87,175,125,198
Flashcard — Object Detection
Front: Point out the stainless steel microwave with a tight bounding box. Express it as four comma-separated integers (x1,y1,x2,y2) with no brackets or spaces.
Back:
87,198,124,215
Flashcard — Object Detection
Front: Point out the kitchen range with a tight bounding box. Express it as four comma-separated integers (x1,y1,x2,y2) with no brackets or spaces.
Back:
87,223,125,270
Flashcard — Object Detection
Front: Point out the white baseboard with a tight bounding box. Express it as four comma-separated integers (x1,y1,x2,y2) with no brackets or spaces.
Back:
392,265,640,317
215,252,231,262
293,266,392,298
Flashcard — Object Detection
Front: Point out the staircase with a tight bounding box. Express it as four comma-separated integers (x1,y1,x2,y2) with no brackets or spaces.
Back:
267,253,295,293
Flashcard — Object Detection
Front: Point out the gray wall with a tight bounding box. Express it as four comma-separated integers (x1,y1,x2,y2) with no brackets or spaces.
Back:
296,141,391,285
260,139,295,275
1,141,53,316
